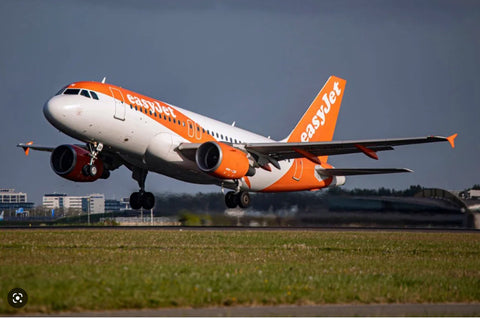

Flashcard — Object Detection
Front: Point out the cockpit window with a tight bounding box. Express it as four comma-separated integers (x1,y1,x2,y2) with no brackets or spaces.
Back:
55,86,67,96
90,91,99,100
80,90,91,98
64,88,80,95
58,88,100,100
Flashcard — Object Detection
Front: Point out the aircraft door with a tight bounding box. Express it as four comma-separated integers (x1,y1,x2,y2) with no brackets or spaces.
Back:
187,120,194,138
110,87,125,121
195,123,202,140
292,159,303,181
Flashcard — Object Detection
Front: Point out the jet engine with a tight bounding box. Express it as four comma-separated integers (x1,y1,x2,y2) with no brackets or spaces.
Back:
50,145,105,182
196,141,255,179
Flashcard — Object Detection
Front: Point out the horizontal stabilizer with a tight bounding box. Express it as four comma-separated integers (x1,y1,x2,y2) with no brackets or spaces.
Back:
317,168,412,176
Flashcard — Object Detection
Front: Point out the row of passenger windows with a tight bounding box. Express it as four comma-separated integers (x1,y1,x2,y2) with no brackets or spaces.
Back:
129,104,243,143
57,88,99,100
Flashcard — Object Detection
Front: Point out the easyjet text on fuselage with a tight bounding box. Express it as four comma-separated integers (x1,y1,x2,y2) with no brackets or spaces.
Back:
126,94,177,118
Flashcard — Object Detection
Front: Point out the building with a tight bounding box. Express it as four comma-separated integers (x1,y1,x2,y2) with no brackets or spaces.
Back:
0,189,34,211
0,189,27,204
88,194,105,214
105,198,132,212
461,189,480,200
105,199,122,212
42,193,105,214
43,193,85,210
42,193,67,210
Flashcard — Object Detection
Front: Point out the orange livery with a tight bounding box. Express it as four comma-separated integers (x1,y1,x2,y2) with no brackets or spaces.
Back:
18,75,456,210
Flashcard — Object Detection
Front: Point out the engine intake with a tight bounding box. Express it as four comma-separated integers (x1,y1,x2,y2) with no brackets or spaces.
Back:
51,145,105,182
196,141,254,179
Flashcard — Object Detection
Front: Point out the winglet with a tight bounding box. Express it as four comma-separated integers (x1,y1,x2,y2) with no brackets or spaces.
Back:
447,133,457,149
22,141,34,156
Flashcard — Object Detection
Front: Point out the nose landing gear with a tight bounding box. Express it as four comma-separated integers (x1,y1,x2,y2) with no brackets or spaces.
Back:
82,142,103,177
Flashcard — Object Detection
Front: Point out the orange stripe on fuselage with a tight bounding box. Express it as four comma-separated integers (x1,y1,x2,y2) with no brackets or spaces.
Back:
261,159,333,192
68,81,216,144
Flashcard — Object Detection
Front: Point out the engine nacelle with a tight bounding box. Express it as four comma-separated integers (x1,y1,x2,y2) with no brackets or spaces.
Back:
195,141,254,179
50,145,104,182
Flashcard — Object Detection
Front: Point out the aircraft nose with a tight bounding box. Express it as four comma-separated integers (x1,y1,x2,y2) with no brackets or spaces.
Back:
43,98,60,124
43,97,62,125
43,96,80,130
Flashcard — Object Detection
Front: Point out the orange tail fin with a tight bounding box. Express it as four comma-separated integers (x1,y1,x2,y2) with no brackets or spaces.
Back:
285,75,346,143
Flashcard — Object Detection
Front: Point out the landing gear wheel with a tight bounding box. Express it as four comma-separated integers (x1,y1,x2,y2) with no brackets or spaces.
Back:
101,169,110,179
129,191,155,210
142,192,155,210
225,191,238,208
82,164,98,177
237,191,251,209
89,165,98,177
130,192,143,210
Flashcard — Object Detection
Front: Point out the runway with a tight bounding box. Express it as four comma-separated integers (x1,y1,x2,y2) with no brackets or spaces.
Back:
46,303,480,317
2,225,479,233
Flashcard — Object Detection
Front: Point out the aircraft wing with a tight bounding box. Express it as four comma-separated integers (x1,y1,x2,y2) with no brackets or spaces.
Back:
177,134,456,170
245,134,457,162
17,142,55,155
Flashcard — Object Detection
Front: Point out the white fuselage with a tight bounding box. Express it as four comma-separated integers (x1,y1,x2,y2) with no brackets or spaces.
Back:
43,86,305,192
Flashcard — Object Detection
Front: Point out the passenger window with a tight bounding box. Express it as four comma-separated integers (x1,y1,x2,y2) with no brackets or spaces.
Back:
64,88,80,95
173,119,176,123
90,91,99,100
168,117,171,122
80,90,90,98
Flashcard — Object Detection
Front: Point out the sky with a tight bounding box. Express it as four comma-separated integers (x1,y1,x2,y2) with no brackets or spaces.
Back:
0,0,479,205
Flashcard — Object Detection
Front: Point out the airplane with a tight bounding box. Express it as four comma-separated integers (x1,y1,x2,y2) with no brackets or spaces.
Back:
18,75,457,210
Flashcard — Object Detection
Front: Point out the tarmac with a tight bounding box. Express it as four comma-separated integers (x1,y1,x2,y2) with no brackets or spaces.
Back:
38,303,480,317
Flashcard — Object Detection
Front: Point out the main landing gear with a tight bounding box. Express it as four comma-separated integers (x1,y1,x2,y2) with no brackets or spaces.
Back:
130,168,155,210
225,191,250,209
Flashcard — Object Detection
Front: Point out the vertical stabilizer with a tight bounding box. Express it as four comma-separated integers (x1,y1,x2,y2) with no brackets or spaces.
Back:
285,76,346,143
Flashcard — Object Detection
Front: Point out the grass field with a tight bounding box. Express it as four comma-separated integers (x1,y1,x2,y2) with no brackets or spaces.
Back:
1,229,479,314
